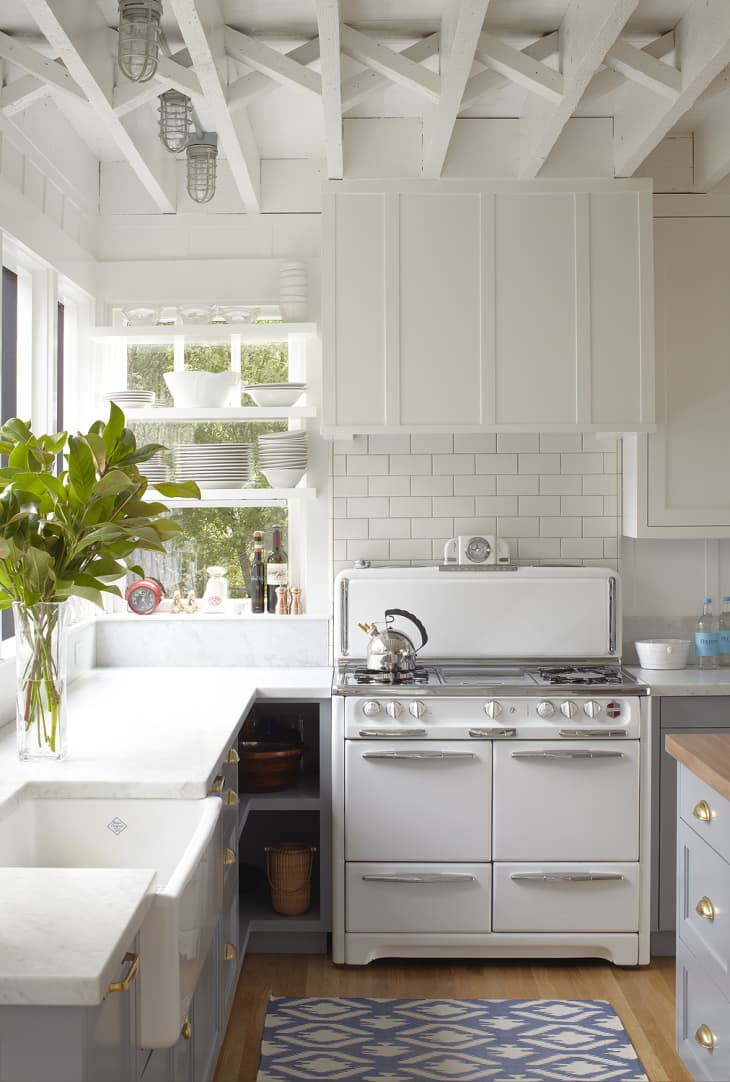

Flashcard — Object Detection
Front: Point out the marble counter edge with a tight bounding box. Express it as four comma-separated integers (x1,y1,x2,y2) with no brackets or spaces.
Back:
627,667,730,695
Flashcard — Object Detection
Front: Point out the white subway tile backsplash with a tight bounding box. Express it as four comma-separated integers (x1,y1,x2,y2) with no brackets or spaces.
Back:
334,519,369,540
347,454,388,475
519,453,560,474
539,517,582,537
498,474,539,496
333,497,347,517
518,538,561,560
333,435,367,454
433,454,475,475
368,475,412,496
497,434,540,453
604,536,619,558
454,433,497,453
561,452,604,474
582,516,618,537
454,475,497,496
346,539,390,561
476,453,517,474
454,516,497,535
518,495,561,516
475,495,519,516
389,539,433,560
389,454,431,475
333,455,347,475
561,538,605,559
603,494,618,516
412,517,454,538
390,496,432,517
334,476,368,497
560,495,605,516
334,540,348,560
411,475,454,496
582,474,617,495
433,496,476,517
498,516,539,537
412,433,454,453
583,433,618,452
368,434,412,453
539,433,583,453
347,496,390,518
540,474,582,496
604,452,618,473
369,518,412,538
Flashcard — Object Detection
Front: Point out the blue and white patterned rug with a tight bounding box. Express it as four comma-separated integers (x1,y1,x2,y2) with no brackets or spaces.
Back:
257,997,648,1081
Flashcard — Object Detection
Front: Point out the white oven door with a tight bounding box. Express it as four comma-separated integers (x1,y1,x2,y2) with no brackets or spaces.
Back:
492,740,639,861
492,862,639,932
347,862,491,933
345,740,492,861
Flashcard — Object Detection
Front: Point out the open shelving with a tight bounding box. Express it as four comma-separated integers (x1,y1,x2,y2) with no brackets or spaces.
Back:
123,405,316,422
91,322,317,343
145,487,315,507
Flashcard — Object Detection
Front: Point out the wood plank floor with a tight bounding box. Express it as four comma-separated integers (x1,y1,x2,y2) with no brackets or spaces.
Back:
214,953,691,1082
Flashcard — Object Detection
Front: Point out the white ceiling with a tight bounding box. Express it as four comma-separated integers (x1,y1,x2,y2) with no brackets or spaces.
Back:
1,0,728,214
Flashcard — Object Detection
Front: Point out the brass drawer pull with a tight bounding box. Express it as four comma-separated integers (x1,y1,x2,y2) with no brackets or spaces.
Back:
108,952,139,995
696,896,716,921
693,800,713,823
695,1023,717,1050
209,774,224,794
181,1017,192,1041
224,847,237,865
227,748,240,764
224,789,239,807
224,943,237,962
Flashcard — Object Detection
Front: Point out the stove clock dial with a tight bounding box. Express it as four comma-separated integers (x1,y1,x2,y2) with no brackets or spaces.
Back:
584,700,601,719
409,700,426,719
537,701,555,719
484,700,502,719
560,700,578,718
386,701,402,719
465,535,492,563
362,700,381,717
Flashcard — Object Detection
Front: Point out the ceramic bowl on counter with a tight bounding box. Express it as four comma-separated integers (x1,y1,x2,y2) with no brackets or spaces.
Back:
635,639,691,669
164,370,240,408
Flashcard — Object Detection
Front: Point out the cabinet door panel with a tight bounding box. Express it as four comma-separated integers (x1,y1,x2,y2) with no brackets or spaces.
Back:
494,193,577,425
399,193,482,426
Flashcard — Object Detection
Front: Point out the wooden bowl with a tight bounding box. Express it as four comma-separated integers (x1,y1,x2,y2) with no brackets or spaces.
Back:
238,741,304,793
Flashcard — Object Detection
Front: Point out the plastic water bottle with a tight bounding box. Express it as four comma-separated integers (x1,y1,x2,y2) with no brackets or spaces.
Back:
720,597,730,667
696,598,719,669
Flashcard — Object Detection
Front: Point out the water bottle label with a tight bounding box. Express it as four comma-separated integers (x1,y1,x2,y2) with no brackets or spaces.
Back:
696,632,719,656
720,629,730,653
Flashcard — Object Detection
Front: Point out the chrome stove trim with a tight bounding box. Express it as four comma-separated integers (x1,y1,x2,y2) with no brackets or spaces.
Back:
339,577,350,656
609,577,617,654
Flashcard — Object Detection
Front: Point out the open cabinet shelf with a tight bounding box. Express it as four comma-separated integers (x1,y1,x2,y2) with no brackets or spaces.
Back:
91,322,317,342
145,487,315,507
123,405,316,422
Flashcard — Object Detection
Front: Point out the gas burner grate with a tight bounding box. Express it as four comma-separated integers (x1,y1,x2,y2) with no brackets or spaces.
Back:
537,667,623,686
350,666,431,686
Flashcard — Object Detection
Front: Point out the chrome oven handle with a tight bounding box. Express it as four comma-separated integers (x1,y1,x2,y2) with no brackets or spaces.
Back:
469,727,517,738
510,872,625,883
363,873,478,884
362,750,476,760
559,728,627,738
510,749,625,760
358,728,427,738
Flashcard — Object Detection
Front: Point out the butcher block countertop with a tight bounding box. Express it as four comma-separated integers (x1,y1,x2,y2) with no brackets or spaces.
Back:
666,732,730,802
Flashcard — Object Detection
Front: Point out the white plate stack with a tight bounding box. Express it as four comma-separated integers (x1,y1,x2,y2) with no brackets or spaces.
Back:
173,443,254,489
257,431,308,488
279,261,308,321
103,390,155,409
142,453,171,486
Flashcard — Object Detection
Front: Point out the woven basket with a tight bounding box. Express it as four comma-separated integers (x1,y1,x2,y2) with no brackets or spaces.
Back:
265,843,316,915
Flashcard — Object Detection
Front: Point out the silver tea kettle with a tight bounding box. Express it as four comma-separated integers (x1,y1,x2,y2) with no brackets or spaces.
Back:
358,608,429,674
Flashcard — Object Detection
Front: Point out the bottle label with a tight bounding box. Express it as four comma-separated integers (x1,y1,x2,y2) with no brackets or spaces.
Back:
696,631,719,656
267,564,288,586
720,629,730,654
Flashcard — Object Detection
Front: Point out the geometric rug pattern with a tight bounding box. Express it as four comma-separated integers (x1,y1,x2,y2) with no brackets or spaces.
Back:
257,997,648,1080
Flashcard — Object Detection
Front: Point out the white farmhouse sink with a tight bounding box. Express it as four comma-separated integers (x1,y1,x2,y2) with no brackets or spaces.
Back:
0,795,222,1048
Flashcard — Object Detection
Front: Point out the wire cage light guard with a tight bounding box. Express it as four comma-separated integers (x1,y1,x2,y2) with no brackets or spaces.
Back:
186,132,218,204
159,89,192,153
117,0,163,83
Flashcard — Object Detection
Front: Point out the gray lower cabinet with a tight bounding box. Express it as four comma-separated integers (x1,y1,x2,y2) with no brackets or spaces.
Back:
652,695,730,953
0,940,140,1082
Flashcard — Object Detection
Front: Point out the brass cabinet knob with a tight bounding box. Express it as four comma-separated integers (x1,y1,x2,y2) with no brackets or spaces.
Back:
208,774,224,795
224,847,236,865
227,748,240,764
224,943,237,962
181,1017,192,1041
108,952,139,995
693,800,713,823
695,1024,717,1050
224,789,239,807
696,896,716,921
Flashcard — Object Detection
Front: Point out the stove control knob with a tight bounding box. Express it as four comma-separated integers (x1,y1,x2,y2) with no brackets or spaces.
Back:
409,700,426,719
537,701,555,719
484,701,502,719
584,700,601,719
362,700,381,718
386,701,402,719
561,700,578,718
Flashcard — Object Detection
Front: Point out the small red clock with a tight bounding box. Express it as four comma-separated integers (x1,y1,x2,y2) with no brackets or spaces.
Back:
125,577,165,615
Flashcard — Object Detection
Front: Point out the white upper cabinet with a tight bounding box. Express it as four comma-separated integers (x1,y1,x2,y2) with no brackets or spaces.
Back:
322,180,655,435
624,217,730,538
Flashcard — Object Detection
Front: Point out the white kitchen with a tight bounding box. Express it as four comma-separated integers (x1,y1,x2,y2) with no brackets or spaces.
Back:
1,2,730,1081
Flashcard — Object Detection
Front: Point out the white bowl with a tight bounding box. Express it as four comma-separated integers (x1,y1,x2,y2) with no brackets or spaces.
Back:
635,639,691,670
246,385,305,407
262,467,305,488
164,370,240,408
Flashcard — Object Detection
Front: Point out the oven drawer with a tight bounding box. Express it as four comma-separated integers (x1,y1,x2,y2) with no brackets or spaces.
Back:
678,818,730,998
492,741,639,860
345,740,491,861
679,765,730,865
492,862,639,932
346,862,491,933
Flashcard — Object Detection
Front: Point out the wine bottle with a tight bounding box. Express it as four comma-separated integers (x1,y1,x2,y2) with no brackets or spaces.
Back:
266,524,288,613
250,530,265,613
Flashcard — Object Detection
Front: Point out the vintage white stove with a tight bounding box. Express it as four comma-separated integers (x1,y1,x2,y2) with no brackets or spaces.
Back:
331,565,651,967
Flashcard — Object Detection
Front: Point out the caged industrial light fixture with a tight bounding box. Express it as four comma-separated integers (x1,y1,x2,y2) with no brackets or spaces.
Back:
158,90,192,153
117,0,163,83
186,132,218,203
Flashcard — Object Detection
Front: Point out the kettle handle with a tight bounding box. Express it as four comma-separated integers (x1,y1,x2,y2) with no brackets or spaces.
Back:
384,608,429,651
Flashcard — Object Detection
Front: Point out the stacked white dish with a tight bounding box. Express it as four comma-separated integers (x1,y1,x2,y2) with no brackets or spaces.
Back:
173,443,254,489
142,453,171,486
103,390,155,409
257,431,308,488
279,262,308,321
245,382,306,407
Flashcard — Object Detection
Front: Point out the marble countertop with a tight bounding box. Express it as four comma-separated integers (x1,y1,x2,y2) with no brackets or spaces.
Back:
0,868,155,1006
666,732,730,803
627,667,730,695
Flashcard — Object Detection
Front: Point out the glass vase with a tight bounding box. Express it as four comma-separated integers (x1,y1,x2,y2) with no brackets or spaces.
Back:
13,601,68,761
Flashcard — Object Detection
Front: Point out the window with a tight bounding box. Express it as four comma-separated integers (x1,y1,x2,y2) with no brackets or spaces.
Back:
1,268,18,639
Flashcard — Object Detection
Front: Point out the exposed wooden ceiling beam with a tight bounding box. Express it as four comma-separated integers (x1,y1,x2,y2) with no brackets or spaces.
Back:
227,38,320,110
603,38,681,97
315,0,343,178
224,26,321,96
168,0,261,213
23,0,176,213
340,24,440,102
0,73,49,115
614,0,730,177
693,103,730,191
0,28,85,101
461,31,557,111
586,30,674,104
474,31,563,103
519,0,640,178
422,0,492,178
342,34,439,111
111,40,205,117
